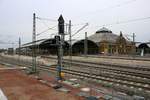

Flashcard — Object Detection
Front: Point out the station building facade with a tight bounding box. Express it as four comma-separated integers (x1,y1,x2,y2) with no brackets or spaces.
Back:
73,27,136,55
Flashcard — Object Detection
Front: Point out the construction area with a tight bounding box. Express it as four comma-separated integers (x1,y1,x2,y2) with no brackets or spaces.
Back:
0,65,83,100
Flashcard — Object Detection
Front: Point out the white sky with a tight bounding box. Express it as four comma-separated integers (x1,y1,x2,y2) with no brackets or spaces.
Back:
0,0,150,48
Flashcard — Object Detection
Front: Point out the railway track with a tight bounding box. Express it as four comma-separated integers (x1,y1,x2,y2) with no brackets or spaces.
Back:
42,56,150,71
63,63,150,85
0,56,150,98
63,61,150,79
41,56,150,79
41,56,150,89
78,55,150,61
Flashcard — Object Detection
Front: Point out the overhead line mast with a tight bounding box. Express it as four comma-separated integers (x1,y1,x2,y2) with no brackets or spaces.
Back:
68,20,72,68
32,13,37,73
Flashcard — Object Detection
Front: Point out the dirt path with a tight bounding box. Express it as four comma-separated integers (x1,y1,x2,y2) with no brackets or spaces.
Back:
0,65,82,100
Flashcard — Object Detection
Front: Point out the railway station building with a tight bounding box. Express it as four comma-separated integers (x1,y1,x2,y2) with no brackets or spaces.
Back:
18,27,150,56
72,27,136,55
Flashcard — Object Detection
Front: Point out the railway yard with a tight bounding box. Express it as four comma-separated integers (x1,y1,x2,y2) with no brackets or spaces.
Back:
0,53,150,100
1,0,150,99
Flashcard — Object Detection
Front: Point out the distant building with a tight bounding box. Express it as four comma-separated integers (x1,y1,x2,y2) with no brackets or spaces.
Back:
73,27,135,55
17,27,138,56
88,27,135,55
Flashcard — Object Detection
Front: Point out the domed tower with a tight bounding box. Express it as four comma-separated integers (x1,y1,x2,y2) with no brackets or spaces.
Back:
88,27,118,54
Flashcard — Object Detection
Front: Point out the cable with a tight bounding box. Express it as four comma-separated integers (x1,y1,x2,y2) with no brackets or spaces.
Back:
95,16,150,28
35,16,58,37
36,17,57,22
37,18,56,29
0,42,17,44
73,0,138,21
103,0,138,11
36,25,57,36
37,16,72,25
72,23,88,37
36,16,88,28
50,32,58,38
72,23,89,26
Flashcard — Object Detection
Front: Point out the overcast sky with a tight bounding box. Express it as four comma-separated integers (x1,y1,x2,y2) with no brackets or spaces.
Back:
0,0,150,48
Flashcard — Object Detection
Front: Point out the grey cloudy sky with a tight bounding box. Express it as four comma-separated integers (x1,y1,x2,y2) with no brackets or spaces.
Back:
0,0,150,48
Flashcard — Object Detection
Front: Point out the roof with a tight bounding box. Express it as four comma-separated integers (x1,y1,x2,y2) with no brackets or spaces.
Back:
21,38,70,48
66,39,78,45
21,39,48,48
88,27,118,43
96,27,112,33
135,42,142,47
145,42,150,44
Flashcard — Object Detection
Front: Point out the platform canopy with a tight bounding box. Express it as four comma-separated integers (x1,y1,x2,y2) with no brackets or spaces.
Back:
21,38,69,49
